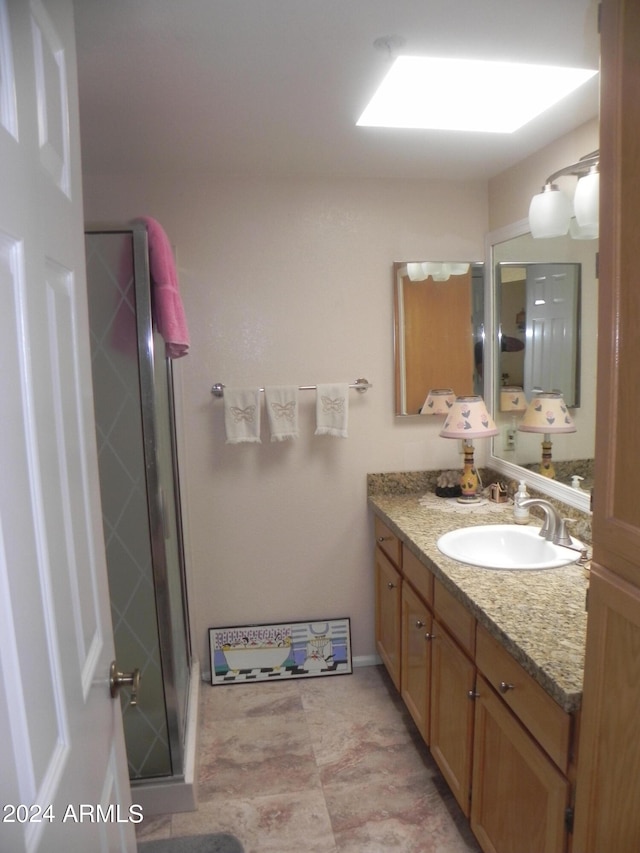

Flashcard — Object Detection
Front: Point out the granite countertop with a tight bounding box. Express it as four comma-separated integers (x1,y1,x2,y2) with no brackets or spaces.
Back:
369,491,588,713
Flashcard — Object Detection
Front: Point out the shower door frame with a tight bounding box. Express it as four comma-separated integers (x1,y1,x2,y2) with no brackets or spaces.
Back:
88,224,192,781
131,224,192,778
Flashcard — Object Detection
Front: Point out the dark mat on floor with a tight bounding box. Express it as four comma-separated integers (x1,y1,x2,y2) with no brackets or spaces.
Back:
137,833,244,853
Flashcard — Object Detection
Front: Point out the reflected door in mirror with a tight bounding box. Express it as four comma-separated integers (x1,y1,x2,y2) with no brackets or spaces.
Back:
395,263,479,415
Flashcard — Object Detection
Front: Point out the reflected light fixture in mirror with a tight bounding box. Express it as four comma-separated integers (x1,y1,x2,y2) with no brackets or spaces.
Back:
518,391,576,479
528,150,599,239
440,396,499,502
420,388,456,416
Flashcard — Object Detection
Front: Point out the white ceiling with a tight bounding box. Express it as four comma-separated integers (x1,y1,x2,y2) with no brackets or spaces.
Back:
72,0,600,181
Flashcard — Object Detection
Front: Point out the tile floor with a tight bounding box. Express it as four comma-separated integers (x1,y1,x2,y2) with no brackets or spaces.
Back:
135,665,482,852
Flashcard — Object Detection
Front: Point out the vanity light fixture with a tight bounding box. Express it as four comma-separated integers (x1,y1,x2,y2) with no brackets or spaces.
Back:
357,57,597,133
517,391,576,478
528,150,599,239
440,395,499,502
405,262,470,282
420,388,456,416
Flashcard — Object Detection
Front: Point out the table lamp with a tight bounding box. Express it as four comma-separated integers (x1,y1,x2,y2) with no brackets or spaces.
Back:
420,388,456,416
517,391,576,478
440,396,499,502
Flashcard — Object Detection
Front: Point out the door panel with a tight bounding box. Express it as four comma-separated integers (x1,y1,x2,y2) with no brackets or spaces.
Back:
0,1,134,850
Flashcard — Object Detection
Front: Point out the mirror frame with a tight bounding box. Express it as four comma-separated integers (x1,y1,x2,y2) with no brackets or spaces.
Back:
485,218,591,513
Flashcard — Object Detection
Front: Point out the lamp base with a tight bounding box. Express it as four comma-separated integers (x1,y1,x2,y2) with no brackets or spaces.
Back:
456,494,483,504
539,439,555,478
458,442,481,501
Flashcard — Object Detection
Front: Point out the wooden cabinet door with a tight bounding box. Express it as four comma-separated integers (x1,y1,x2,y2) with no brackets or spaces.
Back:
471,676,569,853
574,1,640,847
573,567,640,851
401,582,432,743
375,548,402,689
591,0,640,583
430,620,476,816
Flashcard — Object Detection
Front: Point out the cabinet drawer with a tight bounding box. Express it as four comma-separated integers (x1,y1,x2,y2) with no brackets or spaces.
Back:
374,517,402,568
434,579,475,656
476,624,571,773
402,546,433,606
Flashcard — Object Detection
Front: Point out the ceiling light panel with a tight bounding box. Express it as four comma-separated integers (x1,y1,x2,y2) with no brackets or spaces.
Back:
357,56,598,133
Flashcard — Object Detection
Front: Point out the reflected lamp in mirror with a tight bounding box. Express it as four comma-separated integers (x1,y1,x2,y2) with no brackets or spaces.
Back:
517,391,576,479
500,386,527,413
440,396,499,503
528,151,599,239
420,388,456,416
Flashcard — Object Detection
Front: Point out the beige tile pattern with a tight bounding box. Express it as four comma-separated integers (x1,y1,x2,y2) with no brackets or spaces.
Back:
136,666,481,852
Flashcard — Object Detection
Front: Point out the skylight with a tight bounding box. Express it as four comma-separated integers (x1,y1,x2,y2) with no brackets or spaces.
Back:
356,56,598,133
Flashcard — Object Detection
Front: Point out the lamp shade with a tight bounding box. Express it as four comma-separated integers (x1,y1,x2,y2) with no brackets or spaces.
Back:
528,184,572,238
420,388,456,415
573,169,599,230
500,386,527,412
518,392,576,434
440,395,499,439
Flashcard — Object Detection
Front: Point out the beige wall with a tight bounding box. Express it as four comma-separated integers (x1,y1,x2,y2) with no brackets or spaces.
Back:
82,173,487,671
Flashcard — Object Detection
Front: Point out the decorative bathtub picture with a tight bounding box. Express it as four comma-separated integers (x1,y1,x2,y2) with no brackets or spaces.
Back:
209,618,352,685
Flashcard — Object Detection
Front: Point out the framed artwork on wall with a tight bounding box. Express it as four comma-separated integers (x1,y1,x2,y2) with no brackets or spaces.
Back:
209,618,352,685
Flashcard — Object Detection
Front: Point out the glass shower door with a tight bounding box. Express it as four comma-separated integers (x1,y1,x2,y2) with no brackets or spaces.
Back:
85,228,190,780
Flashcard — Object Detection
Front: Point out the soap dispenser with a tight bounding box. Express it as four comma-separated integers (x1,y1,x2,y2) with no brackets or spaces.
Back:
513,481,530,524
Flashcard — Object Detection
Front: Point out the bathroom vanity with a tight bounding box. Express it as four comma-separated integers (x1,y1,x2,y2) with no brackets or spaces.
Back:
369,482,589,853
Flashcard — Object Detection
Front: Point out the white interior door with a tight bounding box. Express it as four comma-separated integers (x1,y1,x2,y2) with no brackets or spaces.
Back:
0,1,135,851
524,263,579,404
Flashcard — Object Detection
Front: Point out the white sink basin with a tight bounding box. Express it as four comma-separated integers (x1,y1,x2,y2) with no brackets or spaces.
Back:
436,524,580,570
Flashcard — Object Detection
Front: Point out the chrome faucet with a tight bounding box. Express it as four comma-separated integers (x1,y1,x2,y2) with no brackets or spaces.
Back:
518,498,573,547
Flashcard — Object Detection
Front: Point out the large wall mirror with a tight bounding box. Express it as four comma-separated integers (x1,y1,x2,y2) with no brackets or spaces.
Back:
393,261,484,416
486,219,597,512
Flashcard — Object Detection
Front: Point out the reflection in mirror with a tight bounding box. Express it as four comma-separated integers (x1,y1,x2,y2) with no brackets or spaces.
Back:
497,261,581,407
487,221,597,512
394,262,484,416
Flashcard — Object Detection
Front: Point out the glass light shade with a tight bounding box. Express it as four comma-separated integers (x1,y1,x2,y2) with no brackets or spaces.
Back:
528,184,572,238
407,262,427,281
500,386,527,412
420,388,456,415
518,392,576,434
569,217,598,240
440,395,499,439
448,263,471,276
573,169,599,229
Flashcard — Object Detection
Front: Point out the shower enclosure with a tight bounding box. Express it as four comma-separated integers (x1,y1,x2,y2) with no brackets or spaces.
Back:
85,224,197,813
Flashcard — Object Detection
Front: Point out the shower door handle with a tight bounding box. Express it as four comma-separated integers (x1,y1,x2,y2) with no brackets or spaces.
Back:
109,661,141,707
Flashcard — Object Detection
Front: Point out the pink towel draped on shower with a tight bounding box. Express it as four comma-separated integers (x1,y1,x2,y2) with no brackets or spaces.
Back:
137,216,190,358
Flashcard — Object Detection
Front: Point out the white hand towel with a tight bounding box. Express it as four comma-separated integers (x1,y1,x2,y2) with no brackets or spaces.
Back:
315,383,349,438
224,388,262,444
265,385,299,441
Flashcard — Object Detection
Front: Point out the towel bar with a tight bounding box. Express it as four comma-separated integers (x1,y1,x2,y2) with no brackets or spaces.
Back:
211,378,372,398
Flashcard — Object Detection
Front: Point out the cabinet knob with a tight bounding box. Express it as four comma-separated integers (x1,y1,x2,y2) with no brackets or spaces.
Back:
424,632,436,641
468,690,480,700
499,681,515,694
415,619,425,629
387,581,396,590
377,536,391,542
